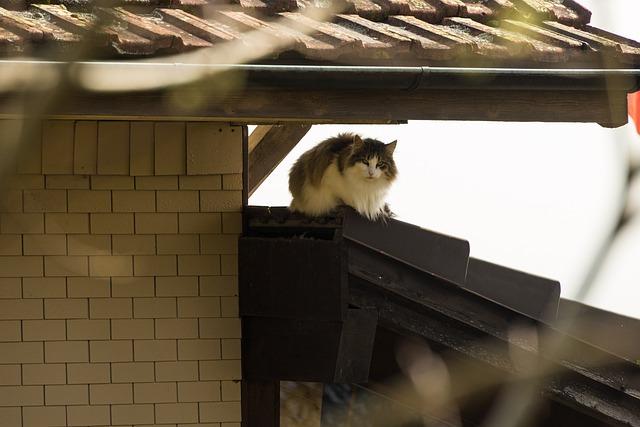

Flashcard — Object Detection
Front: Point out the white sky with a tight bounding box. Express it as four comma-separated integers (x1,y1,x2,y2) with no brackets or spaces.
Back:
251,0,640,318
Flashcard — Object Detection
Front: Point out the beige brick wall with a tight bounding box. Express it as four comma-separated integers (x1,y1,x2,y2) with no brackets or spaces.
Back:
0,120,243,427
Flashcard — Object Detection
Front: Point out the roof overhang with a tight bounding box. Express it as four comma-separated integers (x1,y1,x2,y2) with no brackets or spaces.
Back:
1,61,639,126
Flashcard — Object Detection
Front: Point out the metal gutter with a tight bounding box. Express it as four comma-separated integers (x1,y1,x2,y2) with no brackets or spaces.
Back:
0,61,638,93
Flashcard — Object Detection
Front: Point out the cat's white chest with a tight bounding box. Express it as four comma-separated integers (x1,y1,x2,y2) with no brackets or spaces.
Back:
327,163,389,219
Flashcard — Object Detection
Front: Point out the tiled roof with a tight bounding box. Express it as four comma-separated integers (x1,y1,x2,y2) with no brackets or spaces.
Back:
0,0,638,67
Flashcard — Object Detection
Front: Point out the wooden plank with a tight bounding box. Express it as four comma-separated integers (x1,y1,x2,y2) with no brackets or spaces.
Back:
248,123,311,196
0,88,629,127
248,125,272,153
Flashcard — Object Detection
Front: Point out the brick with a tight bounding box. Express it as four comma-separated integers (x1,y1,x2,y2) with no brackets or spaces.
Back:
0,407,21,426
0,299,43,319
113,190,155,213
157,235,198,255
91,175,135,190
19,406,65,427
90,298,132,319
221,339,240,359
178,255,220,276
156,319,198,339
222,380,241,401
134,255,177,276
200,360,241,380
97,121,130,175
155,361,197,381
44,256,87,277
200,402,241,423
178,339,221,361
0,320,21,341
155,122,186,175
0,278,21,298
1,213,44,234
0,385,44,406
111,404,154,425
201,191,242,213
24,190,66,213
200,235,238,255
74,121,98,175
135,213,177,234
180,175,222,190
134,297,176,318
113,235,155,255
23,235,66,255
112,319,154,339
178,297,220,318
179,213,221,234
67,363,110,384
136,176,178,190
4,174,44,190
130,122,154,176
22,277,66,298
200,276,238,297
89,255,133,277
23,320,65,341
91,383,133,404
221,297,239,317
157,191,199,212
111,362,154,383
16,124,43,176
46,175,90,189
45,341,88,363
156,402,198,424
0,342,43,363
23,364,66,385
222,174,242,190
222,213,242,234
221,255,237,275
45,213,89,234
45,298,88,319
23,406,66,427
45,384,88,405
134,382,177,404
200,318,241,339
68,190,111,212
67,235,111,256
42,120,74,174
67,277,110,298
112,277,154,297
178,381,220,402
156,277,198,297
90,340,133,362
67,405,110,426
0,364,20,385
67,319,110,340
0,190,22,212
134,339,177,361
91,213,134,234
186,123,242,175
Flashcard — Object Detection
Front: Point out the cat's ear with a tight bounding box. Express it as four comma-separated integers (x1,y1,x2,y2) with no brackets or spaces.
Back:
385,140,397,155
351,135,364,152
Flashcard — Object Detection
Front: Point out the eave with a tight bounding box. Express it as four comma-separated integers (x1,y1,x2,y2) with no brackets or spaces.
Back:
0,61,639,126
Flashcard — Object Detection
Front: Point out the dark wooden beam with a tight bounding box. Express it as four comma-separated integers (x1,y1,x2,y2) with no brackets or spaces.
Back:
0,88,628,127
248,124,311,197
242,380,279,427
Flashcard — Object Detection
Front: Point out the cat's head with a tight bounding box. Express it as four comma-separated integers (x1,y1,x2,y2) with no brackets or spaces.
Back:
346,134,398,182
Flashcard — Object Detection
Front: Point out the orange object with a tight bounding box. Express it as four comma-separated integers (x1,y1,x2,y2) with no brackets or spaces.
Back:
630,92,640,134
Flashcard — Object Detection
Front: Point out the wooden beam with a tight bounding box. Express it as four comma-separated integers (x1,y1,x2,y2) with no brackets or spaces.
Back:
0,88,628,126
248,124,311,197
242,380,279,427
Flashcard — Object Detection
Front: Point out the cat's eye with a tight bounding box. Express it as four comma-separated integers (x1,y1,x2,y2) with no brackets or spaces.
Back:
362,160,369,166
378,162,387,169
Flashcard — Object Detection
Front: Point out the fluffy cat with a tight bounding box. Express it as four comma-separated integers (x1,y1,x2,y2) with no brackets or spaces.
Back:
289,133,398,220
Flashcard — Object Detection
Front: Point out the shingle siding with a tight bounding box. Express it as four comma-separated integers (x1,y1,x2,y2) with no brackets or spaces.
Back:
0,119,243,426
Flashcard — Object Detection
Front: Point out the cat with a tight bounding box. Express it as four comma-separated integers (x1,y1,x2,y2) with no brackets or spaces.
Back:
288,133,398,220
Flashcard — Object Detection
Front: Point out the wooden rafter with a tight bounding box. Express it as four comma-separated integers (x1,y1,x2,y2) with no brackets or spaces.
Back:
248,124,311,197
